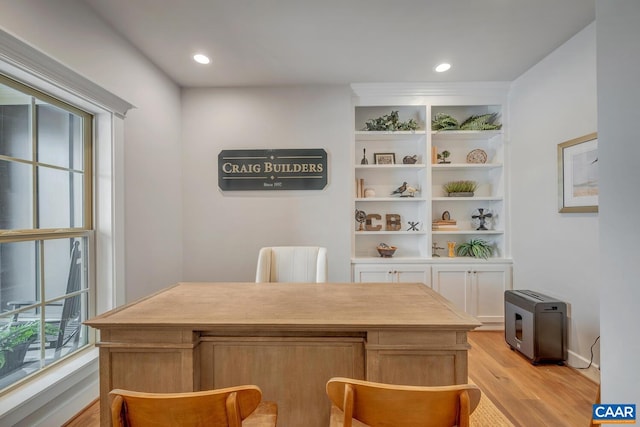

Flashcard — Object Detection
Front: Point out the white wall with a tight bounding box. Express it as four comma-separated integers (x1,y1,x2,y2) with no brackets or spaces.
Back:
0,0,183,301
596,0,640,409
181,86,352,282
509,23,600,372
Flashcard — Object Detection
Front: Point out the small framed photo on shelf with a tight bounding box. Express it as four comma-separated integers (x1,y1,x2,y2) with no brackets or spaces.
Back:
374,153,395,165
557,132,598,213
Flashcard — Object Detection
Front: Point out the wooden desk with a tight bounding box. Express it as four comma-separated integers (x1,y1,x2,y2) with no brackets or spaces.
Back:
86,282,480,427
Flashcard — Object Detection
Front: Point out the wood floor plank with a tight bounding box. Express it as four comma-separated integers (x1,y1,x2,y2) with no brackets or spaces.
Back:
468,331,599,427
63,331,599,426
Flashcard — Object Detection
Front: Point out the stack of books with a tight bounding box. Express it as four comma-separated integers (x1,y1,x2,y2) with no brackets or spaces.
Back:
432,219,458,231
356,178,365,198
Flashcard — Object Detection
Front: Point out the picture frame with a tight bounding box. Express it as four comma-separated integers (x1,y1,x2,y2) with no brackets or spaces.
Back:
374,152,395,165
557,132,598,213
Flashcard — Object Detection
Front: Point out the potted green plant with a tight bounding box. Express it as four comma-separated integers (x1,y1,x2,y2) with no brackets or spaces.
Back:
443,180,478,197
455,239,494,259
0,321,57,376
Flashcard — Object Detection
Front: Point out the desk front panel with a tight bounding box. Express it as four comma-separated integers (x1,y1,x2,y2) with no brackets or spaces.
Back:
200,335,364,427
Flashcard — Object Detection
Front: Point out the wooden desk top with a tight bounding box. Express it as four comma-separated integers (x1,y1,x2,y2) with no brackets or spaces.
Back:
86,282,480,331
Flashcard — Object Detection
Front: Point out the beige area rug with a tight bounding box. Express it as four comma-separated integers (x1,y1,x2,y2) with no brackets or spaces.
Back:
471,387,514,427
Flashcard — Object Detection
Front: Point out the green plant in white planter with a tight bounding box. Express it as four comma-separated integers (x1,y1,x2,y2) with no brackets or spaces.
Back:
443,180,478,196
455,239,494,259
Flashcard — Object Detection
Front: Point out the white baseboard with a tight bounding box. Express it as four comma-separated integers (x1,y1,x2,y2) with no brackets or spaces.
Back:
566,349,600,384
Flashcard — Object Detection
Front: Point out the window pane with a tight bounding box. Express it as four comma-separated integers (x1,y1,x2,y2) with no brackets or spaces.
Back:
0,314,45,385
36,104,84,170
0,237,89,384
0,240,39,311
0,159,34,230
37,166,83,229
43,292,88,364
0,83,31,160
43,238,87,300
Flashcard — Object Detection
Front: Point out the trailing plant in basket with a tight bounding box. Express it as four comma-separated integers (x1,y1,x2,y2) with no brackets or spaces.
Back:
456,239,494,259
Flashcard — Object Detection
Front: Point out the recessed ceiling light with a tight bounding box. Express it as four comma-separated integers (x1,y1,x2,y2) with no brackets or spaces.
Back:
193,54,211,65
435,63,451,73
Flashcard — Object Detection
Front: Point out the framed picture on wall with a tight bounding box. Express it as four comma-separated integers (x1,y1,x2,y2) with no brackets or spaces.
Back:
557,132,598,213
374,153,395,165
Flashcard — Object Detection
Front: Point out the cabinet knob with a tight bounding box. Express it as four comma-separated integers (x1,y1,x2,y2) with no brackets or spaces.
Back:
467,271,472,274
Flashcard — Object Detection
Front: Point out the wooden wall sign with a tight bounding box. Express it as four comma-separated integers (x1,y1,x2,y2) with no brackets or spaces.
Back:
218,149,328,191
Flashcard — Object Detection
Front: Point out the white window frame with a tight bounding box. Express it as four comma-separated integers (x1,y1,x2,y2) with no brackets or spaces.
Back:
0,28,133,425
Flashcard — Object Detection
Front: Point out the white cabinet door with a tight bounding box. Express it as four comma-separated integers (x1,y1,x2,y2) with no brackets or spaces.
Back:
432,263,512,328
353,265,394,282
353,264,430,285
394,265,431,285
469,265,511,325
431,266,471,312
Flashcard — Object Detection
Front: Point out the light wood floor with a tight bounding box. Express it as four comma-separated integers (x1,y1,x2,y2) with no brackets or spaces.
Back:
63,331,599,427
468,331,598,427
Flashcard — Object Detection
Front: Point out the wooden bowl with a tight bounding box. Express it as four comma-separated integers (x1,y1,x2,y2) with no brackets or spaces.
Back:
377,246,397,258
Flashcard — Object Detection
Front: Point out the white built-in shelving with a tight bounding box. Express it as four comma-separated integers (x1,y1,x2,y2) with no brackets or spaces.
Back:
350,90,512,327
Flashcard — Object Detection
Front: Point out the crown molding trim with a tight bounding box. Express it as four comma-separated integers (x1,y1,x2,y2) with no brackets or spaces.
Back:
0,28,134,118
351,82,512,98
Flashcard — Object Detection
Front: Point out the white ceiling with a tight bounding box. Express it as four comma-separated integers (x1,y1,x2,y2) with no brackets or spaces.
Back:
83,0,595,88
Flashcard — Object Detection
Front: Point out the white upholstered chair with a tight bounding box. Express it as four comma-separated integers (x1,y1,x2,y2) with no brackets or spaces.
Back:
255,246,327,283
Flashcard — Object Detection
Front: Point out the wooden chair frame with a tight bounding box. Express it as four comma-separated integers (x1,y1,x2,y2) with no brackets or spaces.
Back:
326,377,481,427
109,385,277,427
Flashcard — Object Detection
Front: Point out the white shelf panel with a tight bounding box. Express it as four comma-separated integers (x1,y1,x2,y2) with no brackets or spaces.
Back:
351,256,512,264
426,257,513,264
355,197,427,202
351,256,428,264
355,164,426,170
355,231,428,235
355,130,426,140
432,196,504,202
431,130,502,140
432,163,502,171
432,230,504,235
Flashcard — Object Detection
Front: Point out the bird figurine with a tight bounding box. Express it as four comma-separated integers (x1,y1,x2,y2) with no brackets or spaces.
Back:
391,182,407,196
405,185,419,197
403,155,418,164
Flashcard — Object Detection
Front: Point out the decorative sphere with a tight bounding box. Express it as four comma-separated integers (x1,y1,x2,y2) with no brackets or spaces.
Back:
364,188,376,198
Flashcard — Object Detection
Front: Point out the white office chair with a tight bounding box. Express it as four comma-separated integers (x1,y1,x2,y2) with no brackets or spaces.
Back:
255,246,327,283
